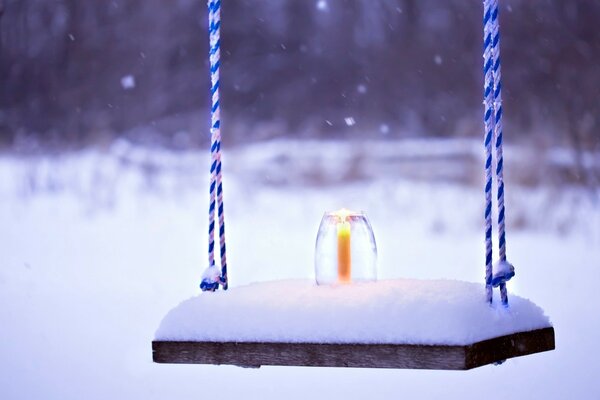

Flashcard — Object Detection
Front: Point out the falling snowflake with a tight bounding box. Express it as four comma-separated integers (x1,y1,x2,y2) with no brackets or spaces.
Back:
120,75,136,90
344,117,356,127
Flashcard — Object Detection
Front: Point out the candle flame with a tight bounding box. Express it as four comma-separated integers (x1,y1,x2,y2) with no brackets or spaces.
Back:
334,208,353,222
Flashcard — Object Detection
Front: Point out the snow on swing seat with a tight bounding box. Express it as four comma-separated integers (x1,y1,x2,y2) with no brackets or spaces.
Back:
153,279,555,370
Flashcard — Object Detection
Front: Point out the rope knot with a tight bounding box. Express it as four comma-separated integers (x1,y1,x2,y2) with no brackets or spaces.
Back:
200,265,226,292
491,260,515,287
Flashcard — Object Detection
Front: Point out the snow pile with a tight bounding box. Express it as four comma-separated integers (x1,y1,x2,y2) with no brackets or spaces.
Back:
155,279,551,345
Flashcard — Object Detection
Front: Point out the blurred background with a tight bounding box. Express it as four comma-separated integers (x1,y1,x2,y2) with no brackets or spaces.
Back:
1,1,600,400
1,1,599,155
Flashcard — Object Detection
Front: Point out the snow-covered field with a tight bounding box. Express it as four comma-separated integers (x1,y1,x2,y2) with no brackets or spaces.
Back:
1,140,599,399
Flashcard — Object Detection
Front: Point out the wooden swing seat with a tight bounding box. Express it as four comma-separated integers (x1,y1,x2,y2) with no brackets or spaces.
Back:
151,279,555,370
153,326,554,369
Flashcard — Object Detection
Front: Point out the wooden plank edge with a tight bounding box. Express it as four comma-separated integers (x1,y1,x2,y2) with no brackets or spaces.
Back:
465,326,555,369
153,341,467,370
152,327,555,370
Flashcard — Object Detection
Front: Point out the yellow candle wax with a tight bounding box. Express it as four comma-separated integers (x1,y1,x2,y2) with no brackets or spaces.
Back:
337,219,352,283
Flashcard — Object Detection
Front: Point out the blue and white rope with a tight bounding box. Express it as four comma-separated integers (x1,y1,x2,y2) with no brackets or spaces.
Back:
490,0,508,305
482,0,495,304
483,0,513,306
202,0,228,291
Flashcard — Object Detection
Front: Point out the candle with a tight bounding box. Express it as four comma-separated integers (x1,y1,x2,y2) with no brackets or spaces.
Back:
336,210,352,283
315,209,377,285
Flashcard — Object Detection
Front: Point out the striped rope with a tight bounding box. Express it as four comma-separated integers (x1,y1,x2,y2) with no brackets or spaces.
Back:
482,0,495,304
490,0,508,305
205,0,228,290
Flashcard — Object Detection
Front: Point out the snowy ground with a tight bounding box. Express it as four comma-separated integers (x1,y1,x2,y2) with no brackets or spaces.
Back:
1,139,599,399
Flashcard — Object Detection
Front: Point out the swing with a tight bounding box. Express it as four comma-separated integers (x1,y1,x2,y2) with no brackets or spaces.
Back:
152,0,555,370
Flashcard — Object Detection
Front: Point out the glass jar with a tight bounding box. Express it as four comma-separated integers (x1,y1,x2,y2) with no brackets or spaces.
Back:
314,209,377,285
